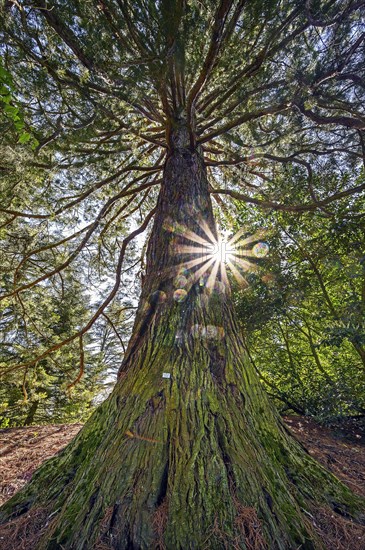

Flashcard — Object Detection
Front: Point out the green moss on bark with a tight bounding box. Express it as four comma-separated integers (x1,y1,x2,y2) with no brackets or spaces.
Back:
1,139,364,549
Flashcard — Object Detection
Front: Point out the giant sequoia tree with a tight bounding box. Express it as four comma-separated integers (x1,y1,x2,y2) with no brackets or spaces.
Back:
1,1,365,548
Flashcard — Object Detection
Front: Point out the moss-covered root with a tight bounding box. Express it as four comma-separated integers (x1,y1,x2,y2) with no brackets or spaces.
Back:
1,335,364,549
1,139,364,548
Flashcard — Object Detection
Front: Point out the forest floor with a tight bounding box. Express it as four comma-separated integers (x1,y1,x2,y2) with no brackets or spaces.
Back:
0,422,83,507
0,415,365,546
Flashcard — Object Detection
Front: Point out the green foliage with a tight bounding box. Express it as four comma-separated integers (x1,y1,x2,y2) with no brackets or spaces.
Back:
0,58,37,146
0,134,132,426
0,0,364,426
0,4,364,547
234,188,365,421
0,271,99,426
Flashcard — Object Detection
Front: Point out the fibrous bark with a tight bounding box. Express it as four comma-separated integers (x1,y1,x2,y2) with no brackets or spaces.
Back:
1,124,364,549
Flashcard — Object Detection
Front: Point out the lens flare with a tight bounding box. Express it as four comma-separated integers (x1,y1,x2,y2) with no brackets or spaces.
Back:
173,288,188,302
252,242,269,258
165,219,268,294
208,238,236,264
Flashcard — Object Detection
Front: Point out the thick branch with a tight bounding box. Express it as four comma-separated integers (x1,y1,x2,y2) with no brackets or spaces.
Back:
294,100,365,129
0,179,160,300
198,103,289,143
35,0,94,70
211,180,365,212
187,0,234,125
0,208,156,376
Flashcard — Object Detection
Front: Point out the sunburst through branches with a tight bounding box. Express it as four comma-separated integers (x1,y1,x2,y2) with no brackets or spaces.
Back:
163,218,269,298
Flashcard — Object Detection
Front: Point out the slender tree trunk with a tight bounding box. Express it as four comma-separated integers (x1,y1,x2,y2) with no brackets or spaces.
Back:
295,241,365,372
0,124,364,549
352,342,365,370
23,400,39,426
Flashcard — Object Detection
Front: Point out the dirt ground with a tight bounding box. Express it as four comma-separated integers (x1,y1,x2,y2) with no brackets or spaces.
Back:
0,423,83,507
0,415,364,547
284,415,365,498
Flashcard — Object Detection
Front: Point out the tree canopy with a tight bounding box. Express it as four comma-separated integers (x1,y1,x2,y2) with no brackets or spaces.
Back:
1,0,364,389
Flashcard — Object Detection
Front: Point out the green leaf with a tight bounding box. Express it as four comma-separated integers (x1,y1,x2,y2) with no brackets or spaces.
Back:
18,132,31,144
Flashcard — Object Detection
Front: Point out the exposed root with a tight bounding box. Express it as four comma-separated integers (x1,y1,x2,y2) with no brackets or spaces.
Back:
0,507,49,550
153,498,169,550
312,506,365,550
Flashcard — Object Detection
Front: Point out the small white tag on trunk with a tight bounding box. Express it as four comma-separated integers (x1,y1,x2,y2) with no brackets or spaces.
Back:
162,372,171,379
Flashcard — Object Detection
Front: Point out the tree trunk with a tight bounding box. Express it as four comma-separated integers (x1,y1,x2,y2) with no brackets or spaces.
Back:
23,400,39,426
1,124,364,549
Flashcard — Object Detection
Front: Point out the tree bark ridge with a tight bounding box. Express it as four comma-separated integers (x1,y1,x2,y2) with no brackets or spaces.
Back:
0,131,364,549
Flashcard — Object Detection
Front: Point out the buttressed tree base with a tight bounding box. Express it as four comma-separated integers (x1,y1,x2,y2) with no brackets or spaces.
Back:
1,1,365,548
